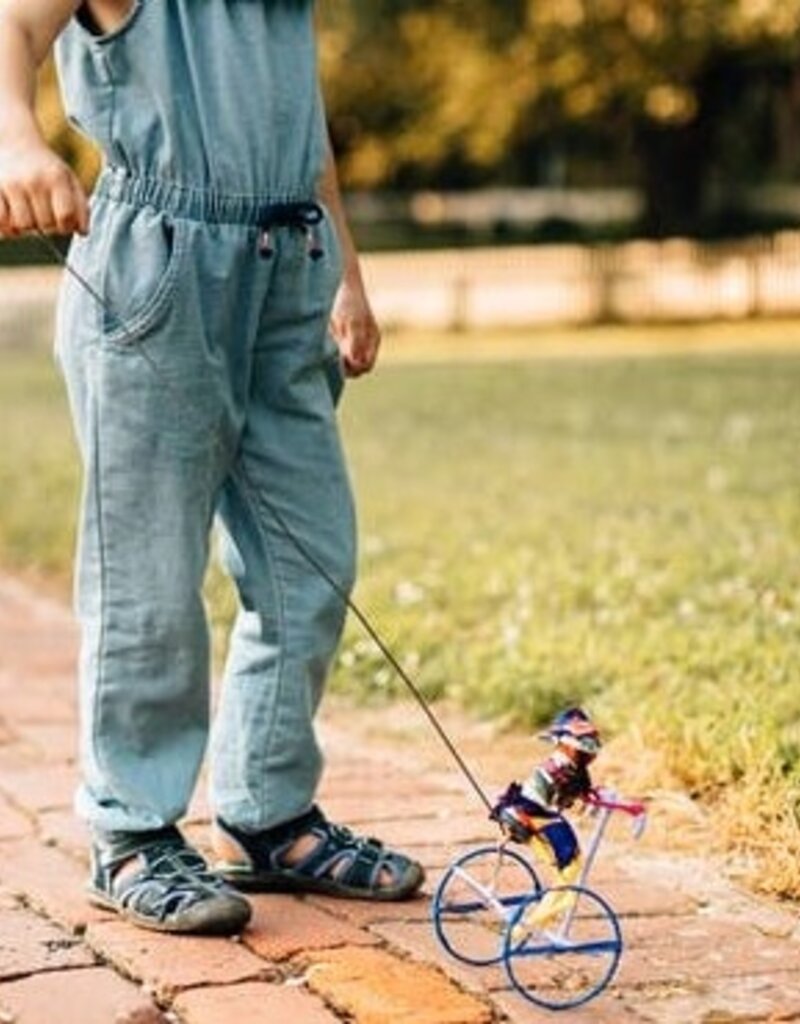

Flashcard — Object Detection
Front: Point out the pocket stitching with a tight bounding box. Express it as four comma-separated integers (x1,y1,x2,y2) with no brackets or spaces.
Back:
102,217,189,347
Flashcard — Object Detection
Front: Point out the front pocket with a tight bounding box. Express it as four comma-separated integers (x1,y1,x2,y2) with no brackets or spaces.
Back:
100,208,189,347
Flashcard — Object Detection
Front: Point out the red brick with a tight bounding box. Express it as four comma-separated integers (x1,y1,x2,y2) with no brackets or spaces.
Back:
242,894,378,962
369,920,507,996
0,965,167,1024
0,586,75,639
490,986,647,1024
0,715,16,747
9,656,75,681
305,891,432,930
0,743,42,775
301,946,493,1024
619,917,800,988
0,585,70,636
361,815,494,850
0,889,19,910
0,688,74,727
0,791,32,841
0,765,76,813
621,973,800,1023
598,877,698,918
0,903,94,979
320,760,465,805
320,794,465,827
174,981,340,1024
316,770,438,803
4,575,800,1024
0,838,110,932
36,809,90,858
400,843,478,872
85,920,273,1001
13,722,77,765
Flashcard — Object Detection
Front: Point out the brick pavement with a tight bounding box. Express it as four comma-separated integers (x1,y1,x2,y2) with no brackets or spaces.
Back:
0,574,798,1024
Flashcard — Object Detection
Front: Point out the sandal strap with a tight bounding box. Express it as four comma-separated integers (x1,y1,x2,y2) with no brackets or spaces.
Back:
95,830,233,923
216,807,424,898
271,812,413,890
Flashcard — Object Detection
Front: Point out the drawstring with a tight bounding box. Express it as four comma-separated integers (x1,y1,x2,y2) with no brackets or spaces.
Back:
257,200,324,261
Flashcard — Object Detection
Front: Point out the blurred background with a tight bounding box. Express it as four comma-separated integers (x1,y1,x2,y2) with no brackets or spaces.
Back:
11,2,800,325
321,0,800,243
0,1,798,899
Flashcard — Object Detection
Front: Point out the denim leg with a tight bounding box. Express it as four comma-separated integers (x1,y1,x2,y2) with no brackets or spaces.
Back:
56,210,229,834
211,227,354,832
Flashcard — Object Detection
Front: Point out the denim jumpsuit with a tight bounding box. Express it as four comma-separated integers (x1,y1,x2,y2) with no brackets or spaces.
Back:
54,0,356,838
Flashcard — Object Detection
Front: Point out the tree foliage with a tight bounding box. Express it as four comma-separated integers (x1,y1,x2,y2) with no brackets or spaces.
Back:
321,1,800,174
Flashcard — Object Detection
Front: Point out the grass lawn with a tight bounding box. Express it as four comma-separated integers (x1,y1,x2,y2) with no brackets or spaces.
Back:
1,318,799,895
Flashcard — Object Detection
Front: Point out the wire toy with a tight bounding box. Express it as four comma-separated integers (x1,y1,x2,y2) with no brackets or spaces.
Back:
433,787,646,1010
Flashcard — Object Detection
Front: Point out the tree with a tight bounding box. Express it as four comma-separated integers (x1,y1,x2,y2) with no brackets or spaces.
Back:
514,0,800,233
320,0,800,234
319,0,526,188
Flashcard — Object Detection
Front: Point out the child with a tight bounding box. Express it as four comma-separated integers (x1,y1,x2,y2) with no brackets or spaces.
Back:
492,707,601,926
0,0,423,935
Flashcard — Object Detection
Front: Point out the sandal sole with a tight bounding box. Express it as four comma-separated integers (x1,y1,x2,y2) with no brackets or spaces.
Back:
216,862,425,902
87,887,252,935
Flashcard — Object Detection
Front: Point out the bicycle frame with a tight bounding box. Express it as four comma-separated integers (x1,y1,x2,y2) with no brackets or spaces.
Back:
432,787,647,1010
449,858,521,923
550,790,646,942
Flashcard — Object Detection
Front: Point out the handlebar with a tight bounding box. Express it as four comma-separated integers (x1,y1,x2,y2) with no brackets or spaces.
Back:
586,788,646,816
585,788,648,839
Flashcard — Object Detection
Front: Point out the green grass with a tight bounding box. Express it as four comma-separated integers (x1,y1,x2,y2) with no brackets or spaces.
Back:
2,324,799,893
338,354,799,740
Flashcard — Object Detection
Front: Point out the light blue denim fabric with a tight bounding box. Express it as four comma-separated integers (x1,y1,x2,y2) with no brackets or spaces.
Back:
54,1,355,836
56,0,328,199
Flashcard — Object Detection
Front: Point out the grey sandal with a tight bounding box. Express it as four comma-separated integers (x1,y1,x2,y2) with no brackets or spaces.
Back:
214,806,425,901
89,826,252,934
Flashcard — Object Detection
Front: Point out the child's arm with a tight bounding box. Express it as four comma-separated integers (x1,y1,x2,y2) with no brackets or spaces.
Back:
317,136,380,378
0,0,89,236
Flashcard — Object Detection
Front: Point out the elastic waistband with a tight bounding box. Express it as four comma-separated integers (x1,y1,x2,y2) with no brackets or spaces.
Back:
94,168,319,226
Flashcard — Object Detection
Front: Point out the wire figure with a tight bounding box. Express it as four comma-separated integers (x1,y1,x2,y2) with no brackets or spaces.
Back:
490,707,601,927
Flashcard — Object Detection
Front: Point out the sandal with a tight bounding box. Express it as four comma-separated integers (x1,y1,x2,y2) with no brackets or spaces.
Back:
213,806,425,901
88,826,252,935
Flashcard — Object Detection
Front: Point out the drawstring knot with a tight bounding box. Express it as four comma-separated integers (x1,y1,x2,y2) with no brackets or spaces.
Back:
257,201,324,261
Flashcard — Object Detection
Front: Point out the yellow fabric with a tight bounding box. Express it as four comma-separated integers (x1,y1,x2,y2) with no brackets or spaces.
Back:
513,854,583,936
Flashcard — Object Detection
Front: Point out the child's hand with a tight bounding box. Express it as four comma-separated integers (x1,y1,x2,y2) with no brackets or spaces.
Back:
0,141,89,237
330,272,381,378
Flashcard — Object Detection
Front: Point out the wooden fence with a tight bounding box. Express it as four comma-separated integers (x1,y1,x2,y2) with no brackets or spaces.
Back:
6,232,800,335
362,232,800,330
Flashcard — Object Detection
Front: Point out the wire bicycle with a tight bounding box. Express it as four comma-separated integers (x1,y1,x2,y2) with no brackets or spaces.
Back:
432,788,646,1011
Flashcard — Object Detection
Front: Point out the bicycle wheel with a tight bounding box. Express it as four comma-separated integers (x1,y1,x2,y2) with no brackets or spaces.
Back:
503,884,622,1011
432,844,541,966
